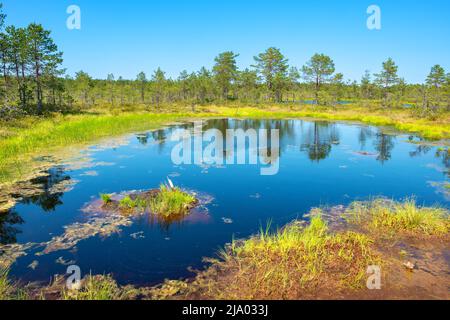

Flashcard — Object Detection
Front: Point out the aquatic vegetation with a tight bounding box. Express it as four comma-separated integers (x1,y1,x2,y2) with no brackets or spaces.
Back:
345,199,449,237
100,193,112,204
38,214,133,255
149,185,197,217
118,196,137,210
0,243,36,269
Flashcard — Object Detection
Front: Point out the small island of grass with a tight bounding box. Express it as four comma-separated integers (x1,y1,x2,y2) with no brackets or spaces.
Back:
99,181,198,218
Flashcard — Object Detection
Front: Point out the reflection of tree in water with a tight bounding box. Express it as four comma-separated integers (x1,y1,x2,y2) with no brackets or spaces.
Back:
0,209,24,245
358,127,374,150
136,133,150,145
435,148,450,177
374,134,395,164
409,138,449,178
136,129,168,153
203,119,295,161
301,122,340,162
16,166,69,212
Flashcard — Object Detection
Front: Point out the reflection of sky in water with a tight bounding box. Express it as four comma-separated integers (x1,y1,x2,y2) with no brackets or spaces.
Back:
2,119,449,286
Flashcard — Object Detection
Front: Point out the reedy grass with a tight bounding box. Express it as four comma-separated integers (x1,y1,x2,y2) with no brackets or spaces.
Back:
118,195,139,210
0,268,28,300
61,274,126,300
0,268,13,300
150,185,196,217
182,214,380,299
345,199,449,237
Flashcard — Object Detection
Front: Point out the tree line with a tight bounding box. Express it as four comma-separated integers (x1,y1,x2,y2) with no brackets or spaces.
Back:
0,3,449,119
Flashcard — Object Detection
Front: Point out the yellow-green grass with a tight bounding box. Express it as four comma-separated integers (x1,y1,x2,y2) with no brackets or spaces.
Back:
0,112,208,185
345,199,449,237
150,185,196,217
61,274,128,300
210,105,450,140
173,215,380,300
0,268,28,300
0,268,12,300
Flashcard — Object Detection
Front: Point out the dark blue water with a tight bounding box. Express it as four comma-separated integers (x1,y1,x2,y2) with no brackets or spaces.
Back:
2,119,449,286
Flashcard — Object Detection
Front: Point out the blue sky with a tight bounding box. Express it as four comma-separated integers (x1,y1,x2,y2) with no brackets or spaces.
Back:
3,0,449,83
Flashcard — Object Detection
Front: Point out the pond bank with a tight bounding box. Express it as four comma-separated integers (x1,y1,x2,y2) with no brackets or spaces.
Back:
1,199,448,300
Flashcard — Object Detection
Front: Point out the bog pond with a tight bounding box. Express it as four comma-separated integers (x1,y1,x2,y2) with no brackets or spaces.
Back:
1,119,449,286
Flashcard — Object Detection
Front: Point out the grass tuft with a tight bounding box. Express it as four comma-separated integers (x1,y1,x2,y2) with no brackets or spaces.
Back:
179,214,380,299
150,185,196,217
100,193,112,204
62,274,124,300
345,199,449,236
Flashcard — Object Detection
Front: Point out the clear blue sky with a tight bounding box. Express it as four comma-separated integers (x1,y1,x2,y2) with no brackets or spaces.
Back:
3,0,449,83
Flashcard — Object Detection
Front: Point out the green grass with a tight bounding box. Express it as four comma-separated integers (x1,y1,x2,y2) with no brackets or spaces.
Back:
0,268,28,300
0,112,207,184
345,199,449,236
445,183,450,190
177,214,380,299
62,274,124,300
0,268,13,300
100,193,112,204
150,185,196,217
118,195,138,210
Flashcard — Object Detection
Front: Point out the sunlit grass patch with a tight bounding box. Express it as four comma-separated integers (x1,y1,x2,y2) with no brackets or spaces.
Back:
0,268,28,300
61,274,133,300
150,185,197,217
0,268,13,300
179,215,380,299
100,193,112,204
345,199,449,237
